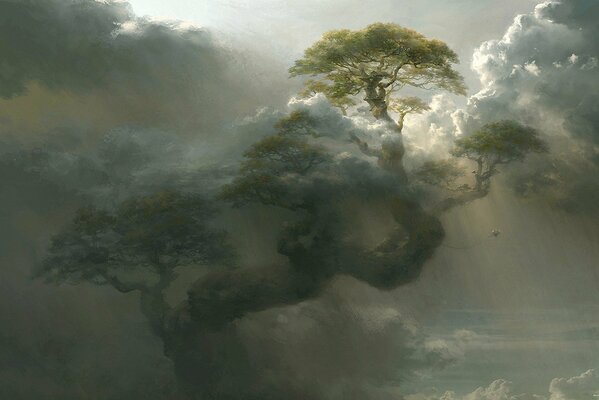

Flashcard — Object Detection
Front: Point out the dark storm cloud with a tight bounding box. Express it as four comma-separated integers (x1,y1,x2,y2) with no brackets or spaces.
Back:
0,0,289,139
0,127,226,210
0,1,280,398
174,275,456,400
0,0,132,98
237,280,455,400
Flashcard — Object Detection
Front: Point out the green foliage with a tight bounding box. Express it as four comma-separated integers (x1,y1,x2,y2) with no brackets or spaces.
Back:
389,96,431,131
451,120,548,163
299,80,357,112
274,110,319,136
39,191,232,290
290,23,466,113
220,172,288,208
220,113,330,209
114,192,232,265
389,96,431,117
449,120,548,192
414,159,466,190
414,121,548,197
242,135,328,174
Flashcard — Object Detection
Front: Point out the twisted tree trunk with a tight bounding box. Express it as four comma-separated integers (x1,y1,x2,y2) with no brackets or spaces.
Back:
140,288,171,337
364,81,393,122
362,82,408,181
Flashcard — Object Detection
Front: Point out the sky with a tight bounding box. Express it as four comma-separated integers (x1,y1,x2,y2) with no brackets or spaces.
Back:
0,0,598,399
125,0,540,94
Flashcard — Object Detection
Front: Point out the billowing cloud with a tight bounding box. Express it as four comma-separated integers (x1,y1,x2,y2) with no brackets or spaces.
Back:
400,0,599,213
407,380,531,400
402,94,469,165
460,380,544,400
233,279,455,400
464,0,599,212
548,369,599,400
468,0,599,140
408,369,599,400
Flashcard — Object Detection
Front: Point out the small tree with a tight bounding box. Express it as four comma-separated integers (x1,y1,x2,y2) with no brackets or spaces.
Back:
38,190,233,336
290,23,465,125
451,120,548,191
290,23,465,178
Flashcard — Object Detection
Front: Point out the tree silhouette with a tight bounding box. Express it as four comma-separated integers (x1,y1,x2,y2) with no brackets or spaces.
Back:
451,120,548,191
38,191,233,337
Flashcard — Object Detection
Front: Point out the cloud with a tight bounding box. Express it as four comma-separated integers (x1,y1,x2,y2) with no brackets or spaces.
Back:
401,94,469,165
407,369,599,400
0,0,289,141
460,380,540,400
406,380,526,400
0,3,291,397
548,369,599,400
468,0,599,142
234,280,456,400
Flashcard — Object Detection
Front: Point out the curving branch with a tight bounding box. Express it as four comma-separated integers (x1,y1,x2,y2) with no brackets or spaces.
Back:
431,188,489,216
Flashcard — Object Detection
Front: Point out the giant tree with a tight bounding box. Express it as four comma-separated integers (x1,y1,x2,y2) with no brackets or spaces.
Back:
38,24,548,400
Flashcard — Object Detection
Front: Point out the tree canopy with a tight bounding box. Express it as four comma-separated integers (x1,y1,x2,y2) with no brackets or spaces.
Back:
38,191,232,292
411,120,548,214
451,120,548,163
290,23,466,124
220,110,330,209
451,120,547,190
